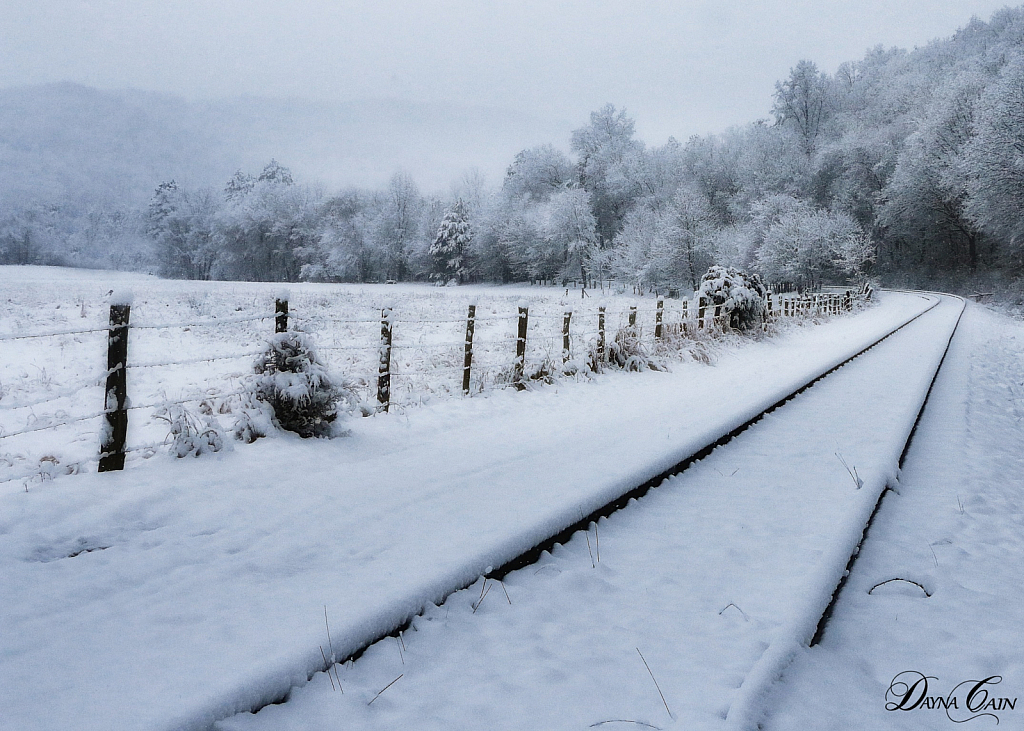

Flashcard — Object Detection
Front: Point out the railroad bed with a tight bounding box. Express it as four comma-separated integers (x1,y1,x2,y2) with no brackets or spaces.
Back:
0,292,957,731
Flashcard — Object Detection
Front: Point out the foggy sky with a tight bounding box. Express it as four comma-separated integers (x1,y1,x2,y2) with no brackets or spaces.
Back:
2,0,1014,143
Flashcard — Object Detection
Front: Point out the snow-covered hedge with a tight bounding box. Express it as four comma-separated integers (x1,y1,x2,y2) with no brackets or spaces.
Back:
697,265,768,331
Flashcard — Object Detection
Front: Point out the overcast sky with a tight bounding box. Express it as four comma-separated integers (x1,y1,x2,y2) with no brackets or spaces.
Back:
1,0,1015,144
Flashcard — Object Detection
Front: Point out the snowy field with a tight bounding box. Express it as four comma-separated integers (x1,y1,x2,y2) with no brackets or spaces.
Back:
1,266,949,731
0,266,711,489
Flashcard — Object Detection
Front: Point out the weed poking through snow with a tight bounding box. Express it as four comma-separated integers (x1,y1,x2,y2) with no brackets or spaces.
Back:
636,648,673,720
153,403,225,458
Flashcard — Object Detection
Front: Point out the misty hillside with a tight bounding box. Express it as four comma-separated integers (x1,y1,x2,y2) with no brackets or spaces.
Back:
0,83,573,205
2,6,1022,294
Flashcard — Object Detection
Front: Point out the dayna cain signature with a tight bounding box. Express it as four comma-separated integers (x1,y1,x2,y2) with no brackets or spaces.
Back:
886,671,1018,724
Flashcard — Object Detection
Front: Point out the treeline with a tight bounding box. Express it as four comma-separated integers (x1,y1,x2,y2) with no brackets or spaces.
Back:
3,7,1023,292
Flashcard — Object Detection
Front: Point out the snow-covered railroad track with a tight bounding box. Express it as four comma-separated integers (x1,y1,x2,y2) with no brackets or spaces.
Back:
215,293,965,731
0,292,958,731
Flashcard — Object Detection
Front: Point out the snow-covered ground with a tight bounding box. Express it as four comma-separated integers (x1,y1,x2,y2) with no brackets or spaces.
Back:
1,267,927,731
201,294,961,731
7,268,1012,731
761,303,1024,730
208,295,963,731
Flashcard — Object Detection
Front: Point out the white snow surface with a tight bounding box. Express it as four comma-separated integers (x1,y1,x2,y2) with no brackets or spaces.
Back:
0,270,948,731
213,296,964,731
761,302,1024,730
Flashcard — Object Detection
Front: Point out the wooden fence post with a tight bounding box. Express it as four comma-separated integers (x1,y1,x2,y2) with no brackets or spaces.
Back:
628,305,637,328
514,304,529,388
377,305,393,412
99,300,131,472
463,304,475,395
714,304,723,331
655,297,664,339
845,290,852,311
598,306,606,363
275,297,288,333
562,309,572,363
698,296,707,330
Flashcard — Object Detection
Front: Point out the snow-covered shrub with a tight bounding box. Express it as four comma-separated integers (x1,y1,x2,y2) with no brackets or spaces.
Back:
697,265,768,332
492,356,560,389
655,321,717,365
252,331,356,438
587,324,666,372
154,403,225,457
609,325,650,371
231,392,276,444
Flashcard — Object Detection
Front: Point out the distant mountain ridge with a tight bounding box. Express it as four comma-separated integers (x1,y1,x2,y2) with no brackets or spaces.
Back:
0,83,574,206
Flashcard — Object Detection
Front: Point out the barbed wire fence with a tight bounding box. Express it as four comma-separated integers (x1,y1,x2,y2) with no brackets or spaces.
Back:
0,284,867,486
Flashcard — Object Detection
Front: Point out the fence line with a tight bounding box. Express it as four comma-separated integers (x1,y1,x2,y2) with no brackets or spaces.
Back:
129,312,277,330
0,371,109,411
0,287,866,479
0,325,108,342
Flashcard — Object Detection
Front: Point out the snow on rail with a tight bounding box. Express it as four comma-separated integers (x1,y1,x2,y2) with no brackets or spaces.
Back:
725,294,965,731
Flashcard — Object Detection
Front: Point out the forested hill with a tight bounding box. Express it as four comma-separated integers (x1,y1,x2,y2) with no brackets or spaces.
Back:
0,83,571,205
2,7,1023,295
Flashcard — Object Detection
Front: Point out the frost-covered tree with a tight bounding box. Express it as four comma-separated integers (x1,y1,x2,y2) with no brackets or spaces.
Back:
878,69,988,272
612,187,719,292
773,60,834,155
216,161,320,281
668,187,719,290
429,199,472,283
224,170,255,201
537,187,599,281
372,171,424,281
257,158,294,186
964,56,1024,253
681,134,742,225
471,196,537,283
571,104,645,244
299,190,378,283
147,181,219,279
612,204,672,291
755,203,874,287
503,145,575,203
731,121,813,215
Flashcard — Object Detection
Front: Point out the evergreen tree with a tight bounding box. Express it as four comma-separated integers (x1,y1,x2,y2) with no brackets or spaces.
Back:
429,199,472,283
